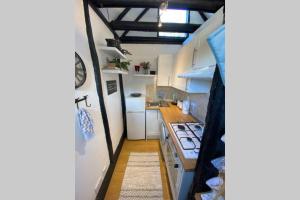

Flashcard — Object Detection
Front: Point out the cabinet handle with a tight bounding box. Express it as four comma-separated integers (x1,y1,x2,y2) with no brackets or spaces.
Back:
192,48,197,67
174,164,179,168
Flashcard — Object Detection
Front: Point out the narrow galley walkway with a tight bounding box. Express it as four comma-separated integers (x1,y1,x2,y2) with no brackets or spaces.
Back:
105,139,172,200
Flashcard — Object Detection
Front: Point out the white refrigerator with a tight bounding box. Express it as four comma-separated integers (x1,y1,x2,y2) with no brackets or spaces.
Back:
125,96,145,140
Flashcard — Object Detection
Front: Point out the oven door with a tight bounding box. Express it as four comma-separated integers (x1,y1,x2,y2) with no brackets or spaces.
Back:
166,139,181,198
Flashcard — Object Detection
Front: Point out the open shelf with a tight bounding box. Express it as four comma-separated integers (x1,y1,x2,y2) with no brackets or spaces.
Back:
102,67,128,75
98,46,127,60
133,74,156,77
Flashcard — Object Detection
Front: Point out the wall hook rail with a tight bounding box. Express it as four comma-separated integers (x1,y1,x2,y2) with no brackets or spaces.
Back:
75,95,91,109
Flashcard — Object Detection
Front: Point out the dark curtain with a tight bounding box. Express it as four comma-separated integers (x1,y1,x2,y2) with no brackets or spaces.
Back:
189,66,225,199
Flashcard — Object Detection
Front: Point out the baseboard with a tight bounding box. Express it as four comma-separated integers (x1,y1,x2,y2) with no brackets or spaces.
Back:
95,133,125,200
146,135,160,140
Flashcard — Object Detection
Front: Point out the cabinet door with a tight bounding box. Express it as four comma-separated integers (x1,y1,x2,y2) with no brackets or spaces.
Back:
146,110,160,139
127,112,145,140
157,54,174,86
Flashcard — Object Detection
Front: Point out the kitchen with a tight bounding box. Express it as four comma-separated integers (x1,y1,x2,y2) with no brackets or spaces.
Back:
75,0,225,200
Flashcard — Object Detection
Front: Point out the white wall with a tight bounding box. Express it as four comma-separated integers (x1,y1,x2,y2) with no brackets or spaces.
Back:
75,0,123,199
121,44,181,96
100,71,124,152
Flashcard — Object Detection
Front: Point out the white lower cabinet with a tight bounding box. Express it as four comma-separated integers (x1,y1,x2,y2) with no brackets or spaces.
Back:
163,129,194,200
146,110,162,139
127,112,145,140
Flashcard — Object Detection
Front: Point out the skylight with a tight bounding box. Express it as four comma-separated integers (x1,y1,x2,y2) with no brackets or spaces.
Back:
159,9,188,38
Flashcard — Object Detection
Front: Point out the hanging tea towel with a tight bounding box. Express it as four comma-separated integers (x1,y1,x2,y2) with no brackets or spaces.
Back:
77,108,94,140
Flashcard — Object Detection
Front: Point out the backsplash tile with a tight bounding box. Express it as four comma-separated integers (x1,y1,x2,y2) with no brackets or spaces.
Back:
146,86,210,122
189,93,210,122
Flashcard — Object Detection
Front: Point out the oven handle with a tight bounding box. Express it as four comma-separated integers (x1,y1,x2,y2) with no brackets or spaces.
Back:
162,122,169,140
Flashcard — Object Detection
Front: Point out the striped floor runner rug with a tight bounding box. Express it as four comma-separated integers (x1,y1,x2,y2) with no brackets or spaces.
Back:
119,152,163,200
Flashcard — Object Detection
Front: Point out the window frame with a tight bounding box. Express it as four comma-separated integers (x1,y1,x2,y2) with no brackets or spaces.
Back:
158,9,189,38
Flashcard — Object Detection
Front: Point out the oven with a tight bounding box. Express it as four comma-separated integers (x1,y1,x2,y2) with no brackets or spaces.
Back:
160,121,168,159
165,137,182,199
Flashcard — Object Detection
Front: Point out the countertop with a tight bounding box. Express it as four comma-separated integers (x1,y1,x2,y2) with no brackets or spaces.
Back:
146,103,198,171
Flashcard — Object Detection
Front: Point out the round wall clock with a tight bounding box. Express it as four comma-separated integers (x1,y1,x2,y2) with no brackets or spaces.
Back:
75,52,87,89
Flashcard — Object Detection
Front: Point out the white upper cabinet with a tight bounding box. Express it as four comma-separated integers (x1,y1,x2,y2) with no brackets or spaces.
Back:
172,8,224,93
171,39,196,91
157,54,174,86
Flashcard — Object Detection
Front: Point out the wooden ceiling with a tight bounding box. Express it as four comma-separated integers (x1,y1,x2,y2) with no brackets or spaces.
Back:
90,0,225,44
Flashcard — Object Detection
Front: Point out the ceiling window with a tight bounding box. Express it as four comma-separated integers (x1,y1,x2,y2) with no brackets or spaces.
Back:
159,9,188,38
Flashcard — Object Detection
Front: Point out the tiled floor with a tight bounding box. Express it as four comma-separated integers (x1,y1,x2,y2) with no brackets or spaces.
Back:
104,139,172,200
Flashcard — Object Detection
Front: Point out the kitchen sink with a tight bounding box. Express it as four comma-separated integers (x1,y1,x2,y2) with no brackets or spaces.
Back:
146,101,169,107
147,102,160,107
159,101,169,107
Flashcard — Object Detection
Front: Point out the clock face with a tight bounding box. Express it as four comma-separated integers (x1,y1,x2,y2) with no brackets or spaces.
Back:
75,52,87,89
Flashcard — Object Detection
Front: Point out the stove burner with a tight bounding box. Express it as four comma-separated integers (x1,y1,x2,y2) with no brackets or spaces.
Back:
170,122,203,159
195,125,201,130
177,125,185,130
179,137,196,150
175,130,189,136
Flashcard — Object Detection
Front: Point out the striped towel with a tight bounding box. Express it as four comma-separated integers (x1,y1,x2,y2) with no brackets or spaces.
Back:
77,108,94,140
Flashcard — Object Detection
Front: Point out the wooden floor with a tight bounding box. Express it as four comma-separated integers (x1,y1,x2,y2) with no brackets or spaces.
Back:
104,139,172,200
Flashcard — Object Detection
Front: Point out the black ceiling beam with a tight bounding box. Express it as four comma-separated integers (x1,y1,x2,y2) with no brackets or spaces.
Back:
89,2,120,39
92,0,224,12
187,10,191,38
111,21,200,33
135,8,150,22
120,36,186,44
121,8,150,38
115,8,131,21
199,11,208,21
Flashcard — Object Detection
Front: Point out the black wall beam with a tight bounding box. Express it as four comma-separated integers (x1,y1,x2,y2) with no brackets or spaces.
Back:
111,21,200,33
115,8,131,21
96,134,125,200
120,36,186,44
156,8,159,38
89,2,120,39
199,11,208,21
92,0,224,12
187,10,191,38
83,0,114,161
121,8,149,38
118,74,127,138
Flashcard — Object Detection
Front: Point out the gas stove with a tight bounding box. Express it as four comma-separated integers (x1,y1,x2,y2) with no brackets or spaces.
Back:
169,122,204,159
